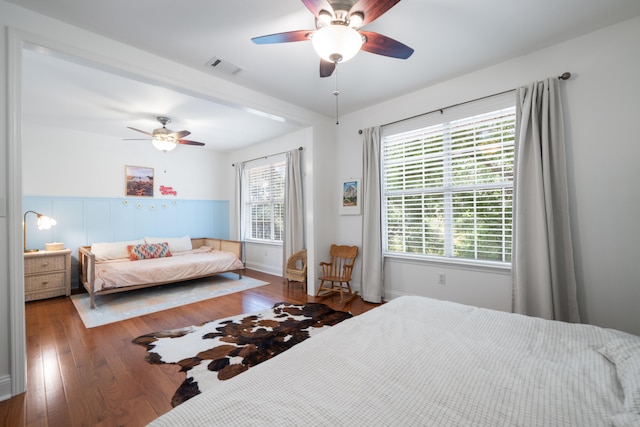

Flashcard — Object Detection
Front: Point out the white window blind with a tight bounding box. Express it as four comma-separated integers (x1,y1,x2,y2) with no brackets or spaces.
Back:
245,160,285,242
382,92,515,264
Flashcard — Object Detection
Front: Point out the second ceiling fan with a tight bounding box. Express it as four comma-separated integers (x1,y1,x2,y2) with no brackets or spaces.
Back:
126,116,205,152
252,0,414,77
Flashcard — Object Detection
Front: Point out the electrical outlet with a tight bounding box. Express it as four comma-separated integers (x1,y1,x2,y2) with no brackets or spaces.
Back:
438,273,446,285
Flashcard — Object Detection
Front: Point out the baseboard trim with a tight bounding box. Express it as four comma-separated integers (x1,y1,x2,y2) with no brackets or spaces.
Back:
244,262,281,276
0,375,12,402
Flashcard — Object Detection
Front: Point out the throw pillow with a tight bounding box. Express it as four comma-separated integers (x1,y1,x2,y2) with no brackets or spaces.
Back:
127,242,172,261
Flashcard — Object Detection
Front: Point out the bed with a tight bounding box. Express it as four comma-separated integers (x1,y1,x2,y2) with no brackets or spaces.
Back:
78,237,244,309
148,295,640,426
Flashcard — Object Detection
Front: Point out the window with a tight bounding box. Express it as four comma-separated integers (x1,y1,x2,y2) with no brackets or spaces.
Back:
382,93,515,264
245,160,285,242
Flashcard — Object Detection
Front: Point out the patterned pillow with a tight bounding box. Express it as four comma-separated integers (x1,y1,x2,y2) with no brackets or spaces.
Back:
127,242,172,261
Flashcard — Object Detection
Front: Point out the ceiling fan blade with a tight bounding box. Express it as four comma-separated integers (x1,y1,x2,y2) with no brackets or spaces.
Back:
320,59,336,78
178,139,205,146
360,31,414,59
172,130,191,139
127,126,154,137
252,30,313,44
301,0,333,17
123,138,151,141
350,0,402,26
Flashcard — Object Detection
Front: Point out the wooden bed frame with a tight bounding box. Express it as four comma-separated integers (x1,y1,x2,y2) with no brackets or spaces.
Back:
78,237,244,309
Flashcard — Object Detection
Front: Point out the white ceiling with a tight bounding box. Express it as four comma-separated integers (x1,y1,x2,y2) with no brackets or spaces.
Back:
21,48,302,152
11,0,640,151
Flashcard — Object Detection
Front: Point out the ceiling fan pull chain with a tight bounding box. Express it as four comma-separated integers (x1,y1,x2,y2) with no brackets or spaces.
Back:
333,64,340,125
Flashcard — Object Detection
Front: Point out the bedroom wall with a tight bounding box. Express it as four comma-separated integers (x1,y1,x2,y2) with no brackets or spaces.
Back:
334,17,640,336
22,124,230,201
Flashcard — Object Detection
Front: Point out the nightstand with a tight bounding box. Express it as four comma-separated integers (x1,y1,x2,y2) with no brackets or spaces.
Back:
24,249,72,301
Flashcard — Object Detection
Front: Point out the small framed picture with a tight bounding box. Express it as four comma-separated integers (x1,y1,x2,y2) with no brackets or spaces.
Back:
340,178,361,215
125,165,154,197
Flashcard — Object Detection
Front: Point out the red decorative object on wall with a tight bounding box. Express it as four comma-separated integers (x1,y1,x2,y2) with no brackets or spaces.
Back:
159,185,177,196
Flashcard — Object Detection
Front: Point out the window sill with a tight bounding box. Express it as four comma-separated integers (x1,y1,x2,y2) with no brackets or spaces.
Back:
383,252,511,275
244,239,283,247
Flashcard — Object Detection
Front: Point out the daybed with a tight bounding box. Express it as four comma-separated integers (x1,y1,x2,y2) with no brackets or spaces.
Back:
78,236,244,309
148,295,640,426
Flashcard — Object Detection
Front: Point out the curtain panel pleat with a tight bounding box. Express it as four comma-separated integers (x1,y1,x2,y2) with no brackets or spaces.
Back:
512,77,580,322
234,163,246,264
361,126,384,303
283,148,305,275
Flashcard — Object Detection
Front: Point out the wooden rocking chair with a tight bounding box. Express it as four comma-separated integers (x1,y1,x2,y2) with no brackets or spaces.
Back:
316,244,359,304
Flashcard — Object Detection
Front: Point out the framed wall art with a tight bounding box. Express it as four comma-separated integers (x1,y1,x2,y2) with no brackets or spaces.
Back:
125,165,154,197
340,178,361,215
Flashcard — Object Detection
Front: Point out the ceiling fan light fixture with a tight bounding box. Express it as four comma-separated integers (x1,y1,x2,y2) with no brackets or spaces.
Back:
316,10,333,28
152,137,178,152
348,12,364,29
312,24,363,63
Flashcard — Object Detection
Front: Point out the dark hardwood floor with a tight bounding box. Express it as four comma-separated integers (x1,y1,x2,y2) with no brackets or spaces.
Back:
0,270,379,427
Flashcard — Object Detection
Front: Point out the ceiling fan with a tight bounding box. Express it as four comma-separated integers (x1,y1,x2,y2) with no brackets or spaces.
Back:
252,0,414,77
125,116,205,152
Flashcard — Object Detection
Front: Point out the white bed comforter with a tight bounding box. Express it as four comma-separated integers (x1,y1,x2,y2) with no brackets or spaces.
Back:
95,246,243,291
148,295,640,427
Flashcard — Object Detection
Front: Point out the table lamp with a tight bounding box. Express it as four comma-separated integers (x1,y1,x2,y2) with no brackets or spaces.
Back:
23,210,57,253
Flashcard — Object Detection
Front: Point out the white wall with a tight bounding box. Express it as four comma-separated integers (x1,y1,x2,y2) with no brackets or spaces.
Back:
22,124,230,200
335,17,640,336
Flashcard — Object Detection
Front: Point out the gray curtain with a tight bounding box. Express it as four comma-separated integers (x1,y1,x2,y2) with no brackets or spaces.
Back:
283,148,304,274
361,127,383,303
234,163,246,264
512,77,580,322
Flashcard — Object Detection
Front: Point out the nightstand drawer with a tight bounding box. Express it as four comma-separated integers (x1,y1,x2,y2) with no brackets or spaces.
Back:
25,272,66,292
24,255,66,274
24,249,71,301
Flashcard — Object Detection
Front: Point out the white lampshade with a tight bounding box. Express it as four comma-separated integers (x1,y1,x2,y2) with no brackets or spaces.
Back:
152,137,178,152
37,215,56,230
312,25,364,63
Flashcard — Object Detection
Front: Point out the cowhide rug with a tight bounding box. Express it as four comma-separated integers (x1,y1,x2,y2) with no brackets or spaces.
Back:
132,302,352,407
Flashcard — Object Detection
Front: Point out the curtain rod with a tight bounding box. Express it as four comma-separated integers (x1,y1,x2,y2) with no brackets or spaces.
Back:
231,146,303,167
358,72,571,134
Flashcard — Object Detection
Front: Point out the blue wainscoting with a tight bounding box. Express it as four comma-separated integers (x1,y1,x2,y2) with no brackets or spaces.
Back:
23,196,230,287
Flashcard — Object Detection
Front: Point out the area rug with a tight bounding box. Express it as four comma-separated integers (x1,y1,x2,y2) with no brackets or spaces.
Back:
132,302,352,407
71,273,268,328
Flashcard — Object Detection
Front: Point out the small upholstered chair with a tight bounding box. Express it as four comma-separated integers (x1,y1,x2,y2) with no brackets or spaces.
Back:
316,244,359,304
285,249,307,292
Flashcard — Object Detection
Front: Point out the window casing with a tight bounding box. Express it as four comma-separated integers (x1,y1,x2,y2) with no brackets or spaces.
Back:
382,94,515,265
245,160,285,243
